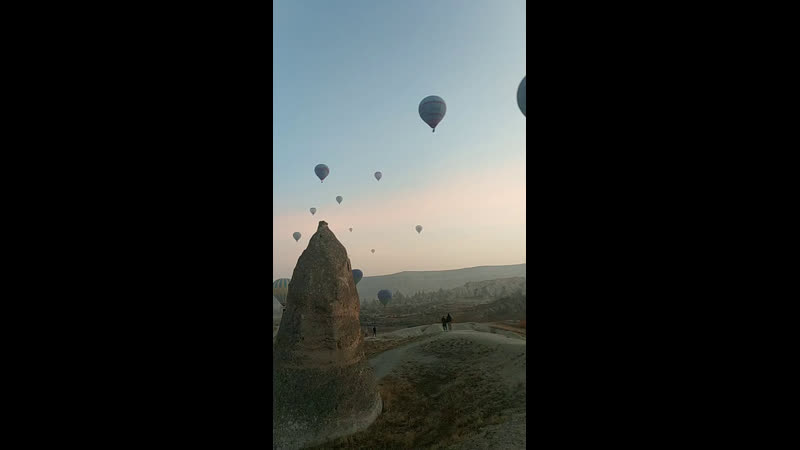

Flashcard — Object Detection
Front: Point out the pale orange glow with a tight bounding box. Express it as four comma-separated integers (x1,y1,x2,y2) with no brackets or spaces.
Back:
273,161,525,279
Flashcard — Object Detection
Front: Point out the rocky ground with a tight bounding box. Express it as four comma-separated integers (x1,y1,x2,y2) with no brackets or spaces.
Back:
300,323,526,449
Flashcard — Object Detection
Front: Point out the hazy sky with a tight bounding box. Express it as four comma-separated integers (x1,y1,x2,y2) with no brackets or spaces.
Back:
273,0,526,280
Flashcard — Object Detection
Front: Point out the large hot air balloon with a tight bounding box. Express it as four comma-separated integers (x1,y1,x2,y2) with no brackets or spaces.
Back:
419,95,447,132
272,278,290,307
374,171,382,181
336,196,343,204
293,232,301,242
349,227,353,232
377,289,392,307
371,249,375,254
310,207,316,215
352,269,363,286
315,164,330,182
517,76,526,117
416,225,423,234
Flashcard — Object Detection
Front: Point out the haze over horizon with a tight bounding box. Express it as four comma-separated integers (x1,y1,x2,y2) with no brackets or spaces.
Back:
273,0,526,280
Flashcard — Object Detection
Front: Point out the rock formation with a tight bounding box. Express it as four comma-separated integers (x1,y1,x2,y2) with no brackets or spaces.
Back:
273,221,381,449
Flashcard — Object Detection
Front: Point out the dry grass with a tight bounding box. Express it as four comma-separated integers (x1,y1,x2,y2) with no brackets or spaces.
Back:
307,373,518,449
307,338,524,449
362,335,429,359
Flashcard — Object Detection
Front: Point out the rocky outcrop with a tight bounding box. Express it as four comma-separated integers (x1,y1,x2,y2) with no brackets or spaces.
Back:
273,221,381,449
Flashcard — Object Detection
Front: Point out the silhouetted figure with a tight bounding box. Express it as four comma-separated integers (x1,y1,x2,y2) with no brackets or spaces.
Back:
373,326,376,337
441,316,447,331
446,313,453,331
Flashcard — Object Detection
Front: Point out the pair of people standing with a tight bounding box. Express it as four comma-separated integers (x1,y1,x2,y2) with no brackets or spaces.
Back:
441,313,453,331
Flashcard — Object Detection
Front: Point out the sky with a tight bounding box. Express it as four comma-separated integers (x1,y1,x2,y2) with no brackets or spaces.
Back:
274,0,526,280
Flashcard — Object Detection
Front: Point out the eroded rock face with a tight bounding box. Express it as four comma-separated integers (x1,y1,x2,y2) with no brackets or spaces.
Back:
273,221,381,449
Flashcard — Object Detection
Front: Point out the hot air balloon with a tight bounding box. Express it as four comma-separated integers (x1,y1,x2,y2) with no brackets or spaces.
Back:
272,278,290,307
371,249,375,254
377,289,392,307
374,171,382,181
336,196,343,204
349,227,353,232
416,225,423,234
419,95,447,132
517,76,526,117
293,232,301,242
315,164,330,183
352,269,363,286
310,207,316,215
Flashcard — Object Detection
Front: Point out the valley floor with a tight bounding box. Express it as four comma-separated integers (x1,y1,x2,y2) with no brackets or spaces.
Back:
288,323,527,449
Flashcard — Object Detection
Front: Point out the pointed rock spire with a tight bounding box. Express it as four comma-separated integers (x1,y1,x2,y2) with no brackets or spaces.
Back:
273,220,381,448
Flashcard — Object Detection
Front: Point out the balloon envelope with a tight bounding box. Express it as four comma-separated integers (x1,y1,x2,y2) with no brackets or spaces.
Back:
517,76,526,117
416,225,423,234
352,269,363,285
314,164,330,182
377,289,392,306
272,278,290,307
292,232,301,242
371,249,375,254
349,228,353,232
310,208,316,215
419,96,447,132
374,171,382,181
336,196,343,204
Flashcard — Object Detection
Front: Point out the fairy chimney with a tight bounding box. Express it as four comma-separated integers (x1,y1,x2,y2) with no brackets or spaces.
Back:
273,221,381,449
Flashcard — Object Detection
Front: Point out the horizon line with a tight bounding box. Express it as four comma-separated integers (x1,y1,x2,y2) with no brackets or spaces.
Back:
274,262,526,280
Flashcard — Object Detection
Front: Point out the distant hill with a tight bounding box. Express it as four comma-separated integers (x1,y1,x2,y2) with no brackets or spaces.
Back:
355,264,526,301
361,277,525,310
359,279,526,328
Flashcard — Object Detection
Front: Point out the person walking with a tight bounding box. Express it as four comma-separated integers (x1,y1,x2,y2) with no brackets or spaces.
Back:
373,326,377,337
441,316,447,331
446,313,453,331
